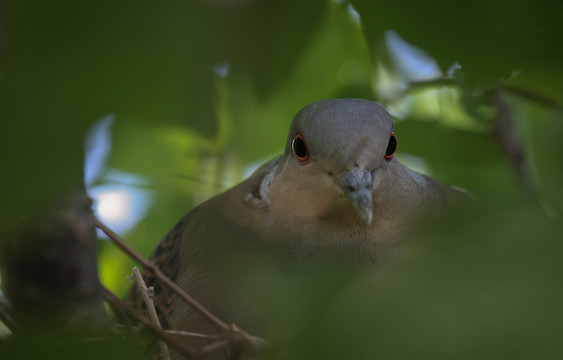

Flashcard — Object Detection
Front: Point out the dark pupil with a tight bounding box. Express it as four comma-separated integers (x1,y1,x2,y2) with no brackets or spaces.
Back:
293,137,308,158
385,135,397,156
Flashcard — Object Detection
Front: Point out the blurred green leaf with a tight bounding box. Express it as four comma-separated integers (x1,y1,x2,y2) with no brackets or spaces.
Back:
352,0,563,92
1,0,562,358
253,205,563,359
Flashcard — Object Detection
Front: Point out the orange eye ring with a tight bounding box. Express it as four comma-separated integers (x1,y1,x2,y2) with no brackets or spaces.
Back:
384,132,397,161
292,133,310,163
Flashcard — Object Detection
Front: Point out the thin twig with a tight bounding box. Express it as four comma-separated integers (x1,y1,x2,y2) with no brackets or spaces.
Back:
95,219,230,333
502,85,563,111
99,284,201,360
132,267,170,360
494,91,536,194
202,339,232,355
164,330,218,340
408,77,458,89
96,219,268,358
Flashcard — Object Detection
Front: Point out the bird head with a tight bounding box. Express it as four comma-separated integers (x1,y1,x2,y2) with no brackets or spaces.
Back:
281,98,398,225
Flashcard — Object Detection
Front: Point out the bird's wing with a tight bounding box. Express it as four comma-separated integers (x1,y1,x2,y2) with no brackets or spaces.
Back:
126,155,282,330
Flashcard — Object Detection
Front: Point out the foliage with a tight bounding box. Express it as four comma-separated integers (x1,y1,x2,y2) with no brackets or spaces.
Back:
0,0,562,358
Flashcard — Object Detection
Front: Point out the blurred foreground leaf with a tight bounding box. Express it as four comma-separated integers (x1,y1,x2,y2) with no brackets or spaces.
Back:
250,203,563,359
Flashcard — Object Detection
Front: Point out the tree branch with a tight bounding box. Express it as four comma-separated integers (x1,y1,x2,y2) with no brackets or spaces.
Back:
100,284,201,360
95,219,267,359
493,91,536,194
95,219,230,333
132,267,170,360
502,85,563,111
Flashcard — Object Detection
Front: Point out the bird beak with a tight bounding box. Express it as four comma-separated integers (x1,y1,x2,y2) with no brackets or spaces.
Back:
339,166,374,225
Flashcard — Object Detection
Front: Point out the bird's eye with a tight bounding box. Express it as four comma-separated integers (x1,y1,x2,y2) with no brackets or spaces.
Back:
292,133,310,163
384,132,397,161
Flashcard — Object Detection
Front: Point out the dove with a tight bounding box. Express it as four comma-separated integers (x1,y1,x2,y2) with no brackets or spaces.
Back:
130,98,466,359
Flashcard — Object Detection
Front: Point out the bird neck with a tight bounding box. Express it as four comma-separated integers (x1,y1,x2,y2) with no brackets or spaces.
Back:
266,160,339,223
